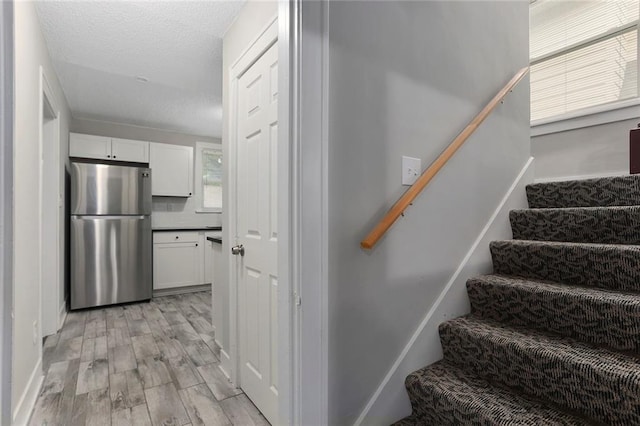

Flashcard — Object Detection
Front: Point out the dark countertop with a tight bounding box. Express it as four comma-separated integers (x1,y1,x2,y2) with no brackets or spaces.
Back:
153,226,222,232
206,236,222,244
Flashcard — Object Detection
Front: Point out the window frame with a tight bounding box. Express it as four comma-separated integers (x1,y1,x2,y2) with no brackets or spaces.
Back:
194,141,223,213
529,1,640,130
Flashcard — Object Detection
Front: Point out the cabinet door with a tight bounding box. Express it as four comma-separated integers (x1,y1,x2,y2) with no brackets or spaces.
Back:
111,138,149,163
149,143,193,197
204,233,216,284
211,241,223,336
153,241,202,290
69,133,112,160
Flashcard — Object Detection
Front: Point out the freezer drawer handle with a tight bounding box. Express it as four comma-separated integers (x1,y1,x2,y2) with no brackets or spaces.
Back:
231,244,245,256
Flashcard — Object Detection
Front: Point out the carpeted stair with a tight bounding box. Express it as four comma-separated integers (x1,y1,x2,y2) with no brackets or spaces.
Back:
397,175,640,425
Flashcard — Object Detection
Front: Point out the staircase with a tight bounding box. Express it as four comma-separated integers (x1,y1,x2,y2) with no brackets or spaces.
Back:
397,175,640,425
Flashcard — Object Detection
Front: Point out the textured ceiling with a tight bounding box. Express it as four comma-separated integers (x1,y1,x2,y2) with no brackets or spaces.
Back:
35,1,246,137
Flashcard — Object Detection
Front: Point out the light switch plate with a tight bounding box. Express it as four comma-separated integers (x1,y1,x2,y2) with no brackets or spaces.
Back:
402,156,421,185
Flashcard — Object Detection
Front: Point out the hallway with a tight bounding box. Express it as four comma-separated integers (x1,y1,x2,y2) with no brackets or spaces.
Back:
28,291,269,426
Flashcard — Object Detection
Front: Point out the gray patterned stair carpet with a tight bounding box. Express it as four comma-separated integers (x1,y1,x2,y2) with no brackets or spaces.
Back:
396,175,640,425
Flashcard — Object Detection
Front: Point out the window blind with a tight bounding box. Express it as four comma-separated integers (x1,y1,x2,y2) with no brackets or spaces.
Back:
530,0,639,121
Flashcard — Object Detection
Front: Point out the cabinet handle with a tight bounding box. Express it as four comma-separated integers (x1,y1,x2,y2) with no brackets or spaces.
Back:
195,243,198,247
175,236,179,239
107,155,111,158
189,192,192,196
113,155,117,159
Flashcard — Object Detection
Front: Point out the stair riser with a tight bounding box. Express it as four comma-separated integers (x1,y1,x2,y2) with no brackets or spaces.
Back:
440,324,640,425
509,208,640,244
490,241,640,292
467,279,640,352
526,176,640,209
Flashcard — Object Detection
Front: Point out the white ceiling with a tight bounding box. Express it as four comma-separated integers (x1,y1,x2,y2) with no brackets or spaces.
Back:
35,1,246,138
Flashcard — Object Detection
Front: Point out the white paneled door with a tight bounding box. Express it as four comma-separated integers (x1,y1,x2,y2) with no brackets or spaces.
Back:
235,41,279,424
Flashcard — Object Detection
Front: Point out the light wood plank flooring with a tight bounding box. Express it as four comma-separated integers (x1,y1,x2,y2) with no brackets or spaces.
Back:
29,291,269,426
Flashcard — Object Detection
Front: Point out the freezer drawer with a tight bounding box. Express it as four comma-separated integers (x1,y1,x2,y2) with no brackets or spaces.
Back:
71,215,152,309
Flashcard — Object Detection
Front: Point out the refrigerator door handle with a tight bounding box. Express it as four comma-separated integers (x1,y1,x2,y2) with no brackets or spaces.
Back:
71,215,148,220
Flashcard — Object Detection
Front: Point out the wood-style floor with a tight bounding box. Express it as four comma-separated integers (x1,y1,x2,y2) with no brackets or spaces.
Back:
29,291,269,426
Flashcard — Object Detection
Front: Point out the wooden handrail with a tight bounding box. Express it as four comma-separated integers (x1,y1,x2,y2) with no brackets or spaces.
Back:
361,66,530,250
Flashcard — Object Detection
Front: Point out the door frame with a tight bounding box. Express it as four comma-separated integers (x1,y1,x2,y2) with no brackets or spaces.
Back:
38,67,61,337
226,2,329,424
284,1,329,424
0,1,14,423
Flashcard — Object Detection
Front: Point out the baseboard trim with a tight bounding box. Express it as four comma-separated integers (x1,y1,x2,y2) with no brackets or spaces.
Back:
354,157,535,426
534,170,628,184
12,357,43,426
152,283,211,298
58,300,67,330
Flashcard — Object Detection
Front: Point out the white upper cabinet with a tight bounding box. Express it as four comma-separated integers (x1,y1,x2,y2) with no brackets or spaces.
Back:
149,143,193,197
70,133,149,163
111,138,150,162
69,133,112,160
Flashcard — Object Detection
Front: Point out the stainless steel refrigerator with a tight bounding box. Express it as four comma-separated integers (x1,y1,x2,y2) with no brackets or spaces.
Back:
70,162,152,310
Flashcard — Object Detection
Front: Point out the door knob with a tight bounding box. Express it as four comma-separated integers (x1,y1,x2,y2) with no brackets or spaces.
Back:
231,244,245,256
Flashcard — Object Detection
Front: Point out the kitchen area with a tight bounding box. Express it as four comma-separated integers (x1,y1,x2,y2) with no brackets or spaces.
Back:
10,1,281,424
68,131,224,308
28,127,255,425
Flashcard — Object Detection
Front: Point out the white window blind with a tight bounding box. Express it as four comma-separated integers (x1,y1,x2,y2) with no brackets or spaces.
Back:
530,0,639,121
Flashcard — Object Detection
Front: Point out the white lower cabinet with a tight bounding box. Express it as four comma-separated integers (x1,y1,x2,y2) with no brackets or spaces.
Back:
209,237,224,337
153,232,204,290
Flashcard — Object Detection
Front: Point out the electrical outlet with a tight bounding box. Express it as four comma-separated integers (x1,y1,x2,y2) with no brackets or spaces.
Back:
402,156,421,185
32,320,38,345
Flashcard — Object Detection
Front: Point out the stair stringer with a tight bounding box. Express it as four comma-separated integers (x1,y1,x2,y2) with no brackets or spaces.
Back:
354,157,535,426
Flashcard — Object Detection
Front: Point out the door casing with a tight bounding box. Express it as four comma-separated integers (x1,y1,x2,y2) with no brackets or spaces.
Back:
226,2,330,424
39,68,61,337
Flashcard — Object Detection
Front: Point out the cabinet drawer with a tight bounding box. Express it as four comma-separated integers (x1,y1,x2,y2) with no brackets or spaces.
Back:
153,231,199,244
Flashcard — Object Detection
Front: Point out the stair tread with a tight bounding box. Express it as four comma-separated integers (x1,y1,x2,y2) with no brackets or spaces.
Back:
470,274,640,301
512,205,640,213
442,315,640,373
403,360,590,425
526,175,640,208
493,238,640,249
509,206,640,244
490,239,640,292
468,275,640,351
440,316,640,424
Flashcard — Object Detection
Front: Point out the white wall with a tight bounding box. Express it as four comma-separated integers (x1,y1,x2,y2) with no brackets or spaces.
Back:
221,0,278,364
531,118,637,181
70,118,222,229
13,1,71,420
324,1,530,424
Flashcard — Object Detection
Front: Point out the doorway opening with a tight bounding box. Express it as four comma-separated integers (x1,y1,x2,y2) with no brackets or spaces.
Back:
39,69,62,339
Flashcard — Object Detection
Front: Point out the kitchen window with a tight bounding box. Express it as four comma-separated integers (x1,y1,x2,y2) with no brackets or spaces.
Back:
530,0,639,123
195,142,222,213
